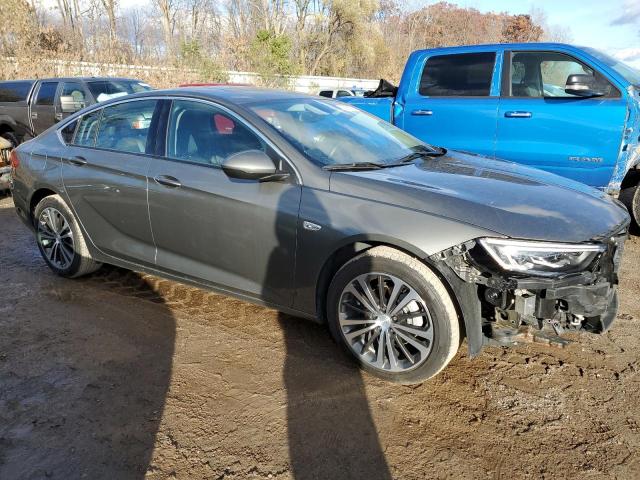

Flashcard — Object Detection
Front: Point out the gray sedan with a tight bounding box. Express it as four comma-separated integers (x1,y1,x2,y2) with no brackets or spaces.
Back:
10,87,629,383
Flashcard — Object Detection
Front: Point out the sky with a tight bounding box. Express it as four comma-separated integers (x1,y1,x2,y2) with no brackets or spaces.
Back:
408,0,640,68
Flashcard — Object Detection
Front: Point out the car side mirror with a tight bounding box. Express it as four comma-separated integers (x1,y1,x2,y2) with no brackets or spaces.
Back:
565,74,604,97
60,95,85,113
222,150,288,181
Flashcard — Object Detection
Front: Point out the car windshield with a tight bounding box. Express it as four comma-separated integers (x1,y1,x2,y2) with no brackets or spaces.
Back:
248,98,436,166
583,47,640,86
88,80,153,103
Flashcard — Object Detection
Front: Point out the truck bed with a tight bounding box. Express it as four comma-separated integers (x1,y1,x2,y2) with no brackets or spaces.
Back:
338,96,394,123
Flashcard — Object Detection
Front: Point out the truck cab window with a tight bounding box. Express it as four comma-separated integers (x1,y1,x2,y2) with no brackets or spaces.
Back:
35,82,59,106
60,82,86,107
419,52,496,97
510,52,618,98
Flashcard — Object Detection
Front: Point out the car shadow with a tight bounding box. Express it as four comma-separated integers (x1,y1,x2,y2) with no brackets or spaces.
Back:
0,198,175,480
264,186,392,479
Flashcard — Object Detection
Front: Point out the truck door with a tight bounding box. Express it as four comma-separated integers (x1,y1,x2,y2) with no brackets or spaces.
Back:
400,52,499,157
495,50,628,187
30,81,59,136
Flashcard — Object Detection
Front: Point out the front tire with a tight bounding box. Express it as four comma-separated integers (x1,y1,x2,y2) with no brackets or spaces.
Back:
326,246,461,384
619,181,640,231
34,194,101,278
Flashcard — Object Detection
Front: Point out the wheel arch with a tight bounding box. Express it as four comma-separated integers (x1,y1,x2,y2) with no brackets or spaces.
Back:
29,187,59,224
314,235,483,356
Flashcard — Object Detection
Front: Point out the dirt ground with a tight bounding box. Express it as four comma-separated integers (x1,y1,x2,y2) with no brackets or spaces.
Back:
1,194,639,480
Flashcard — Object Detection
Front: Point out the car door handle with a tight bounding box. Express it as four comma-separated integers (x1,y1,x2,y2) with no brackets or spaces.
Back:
154,175,182,188
411,109,433,116
68,156,87,166
504,111,532,118
54,113,63,121
31,112,38,119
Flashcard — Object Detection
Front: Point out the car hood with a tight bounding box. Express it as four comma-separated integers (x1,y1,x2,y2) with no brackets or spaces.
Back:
329,151,630,243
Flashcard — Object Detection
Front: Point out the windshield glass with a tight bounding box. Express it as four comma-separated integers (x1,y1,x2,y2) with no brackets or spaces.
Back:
248,98,433,166
583,47,640,86
88,80,153,103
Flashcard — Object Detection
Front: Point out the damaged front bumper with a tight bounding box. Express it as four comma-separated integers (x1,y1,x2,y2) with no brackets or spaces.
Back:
433,229,627,354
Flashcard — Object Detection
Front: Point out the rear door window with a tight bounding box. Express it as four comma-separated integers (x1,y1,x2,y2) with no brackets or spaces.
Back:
35,82,59,106
95,99,158,154
73,109,102,147
166,99,265,167
419,52,496,97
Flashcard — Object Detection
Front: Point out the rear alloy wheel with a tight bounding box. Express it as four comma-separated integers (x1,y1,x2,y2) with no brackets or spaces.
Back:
327,246,461,384
34,194,101,278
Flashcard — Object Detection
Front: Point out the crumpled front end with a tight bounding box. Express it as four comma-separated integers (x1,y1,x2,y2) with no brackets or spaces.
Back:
434,227,628,351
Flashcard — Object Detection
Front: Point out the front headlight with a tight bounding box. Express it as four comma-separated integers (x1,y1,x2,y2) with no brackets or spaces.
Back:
478,238,605,276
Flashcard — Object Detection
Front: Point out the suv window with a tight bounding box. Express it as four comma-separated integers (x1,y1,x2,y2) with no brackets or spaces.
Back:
73,109,102,147
510,51,619,98
419,52,496,97
60,81,86,107
88,80,152,102
318,91,333,98
35,82,59,106
0,81,33,102
95,99,157,153
166,100,265,167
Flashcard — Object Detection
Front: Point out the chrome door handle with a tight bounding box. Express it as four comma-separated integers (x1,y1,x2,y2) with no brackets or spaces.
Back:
504,111,532,118
55,113,63,121
31,112,38,119
411,109,433,116
68,156,87,166
154,175,182,188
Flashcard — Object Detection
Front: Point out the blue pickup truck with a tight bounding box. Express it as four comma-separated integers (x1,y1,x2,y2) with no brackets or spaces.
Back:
340,43,640,225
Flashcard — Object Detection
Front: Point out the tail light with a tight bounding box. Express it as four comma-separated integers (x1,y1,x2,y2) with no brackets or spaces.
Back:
9,149,19,169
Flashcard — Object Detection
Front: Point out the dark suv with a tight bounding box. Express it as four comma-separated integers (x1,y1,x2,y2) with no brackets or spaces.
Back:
0,77,152,147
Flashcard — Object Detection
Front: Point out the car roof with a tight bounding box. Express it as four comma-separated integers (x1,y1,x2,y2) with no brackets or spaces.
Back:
414,42,588,54
132,86,314,105
0,77,145,83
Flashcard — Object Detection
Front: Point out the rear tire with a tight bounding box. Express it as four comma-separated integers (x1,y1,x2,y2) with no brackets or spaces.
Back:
326,246,461,384
34,194,102,278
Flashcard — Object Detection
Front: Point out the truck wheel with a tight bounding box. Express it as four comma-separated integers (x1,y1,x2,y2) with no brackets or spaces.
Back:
619,182,640,230
0,131,18,148
34,194,102,278
326,246,461,384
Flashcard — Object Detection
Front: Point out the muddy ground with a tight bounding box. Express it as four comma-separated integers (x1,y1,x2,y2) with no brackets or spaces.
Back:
0,194,639,480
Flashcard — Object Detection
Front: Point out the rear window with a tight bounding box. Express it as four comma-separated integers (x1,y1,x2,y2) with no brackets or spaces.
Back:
94,99,157,154
0,81,33,103
419,52,496,97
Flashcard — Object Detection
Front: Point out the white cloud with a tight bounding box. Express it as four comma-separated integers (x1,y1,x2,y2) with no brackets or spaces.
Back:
611,0,640,26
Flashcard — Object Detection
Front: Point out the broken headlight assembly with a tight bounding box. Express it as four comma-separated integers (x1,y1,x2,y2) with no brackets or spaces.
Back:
477,238,606,277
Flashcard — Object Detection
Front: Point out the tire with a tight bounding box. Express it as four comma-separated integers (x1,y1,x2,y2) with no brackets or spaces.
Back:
34,194,102,278
0,131,18,148
326,246,461,384
619,182,640,231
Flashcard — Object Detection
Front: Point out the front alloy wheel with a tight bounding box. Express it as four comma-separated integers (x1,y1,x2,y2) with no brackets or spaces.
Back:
327,246,461,384
338,273,434,373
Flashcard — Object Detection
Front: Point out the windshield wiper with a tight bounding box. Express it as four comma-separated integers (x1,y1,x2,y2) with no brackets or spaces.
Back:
323,162,385,171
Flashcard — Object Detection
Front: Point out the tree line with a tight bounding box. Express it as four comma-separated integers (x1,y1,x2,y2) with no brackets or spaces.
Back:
1,0,570,86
